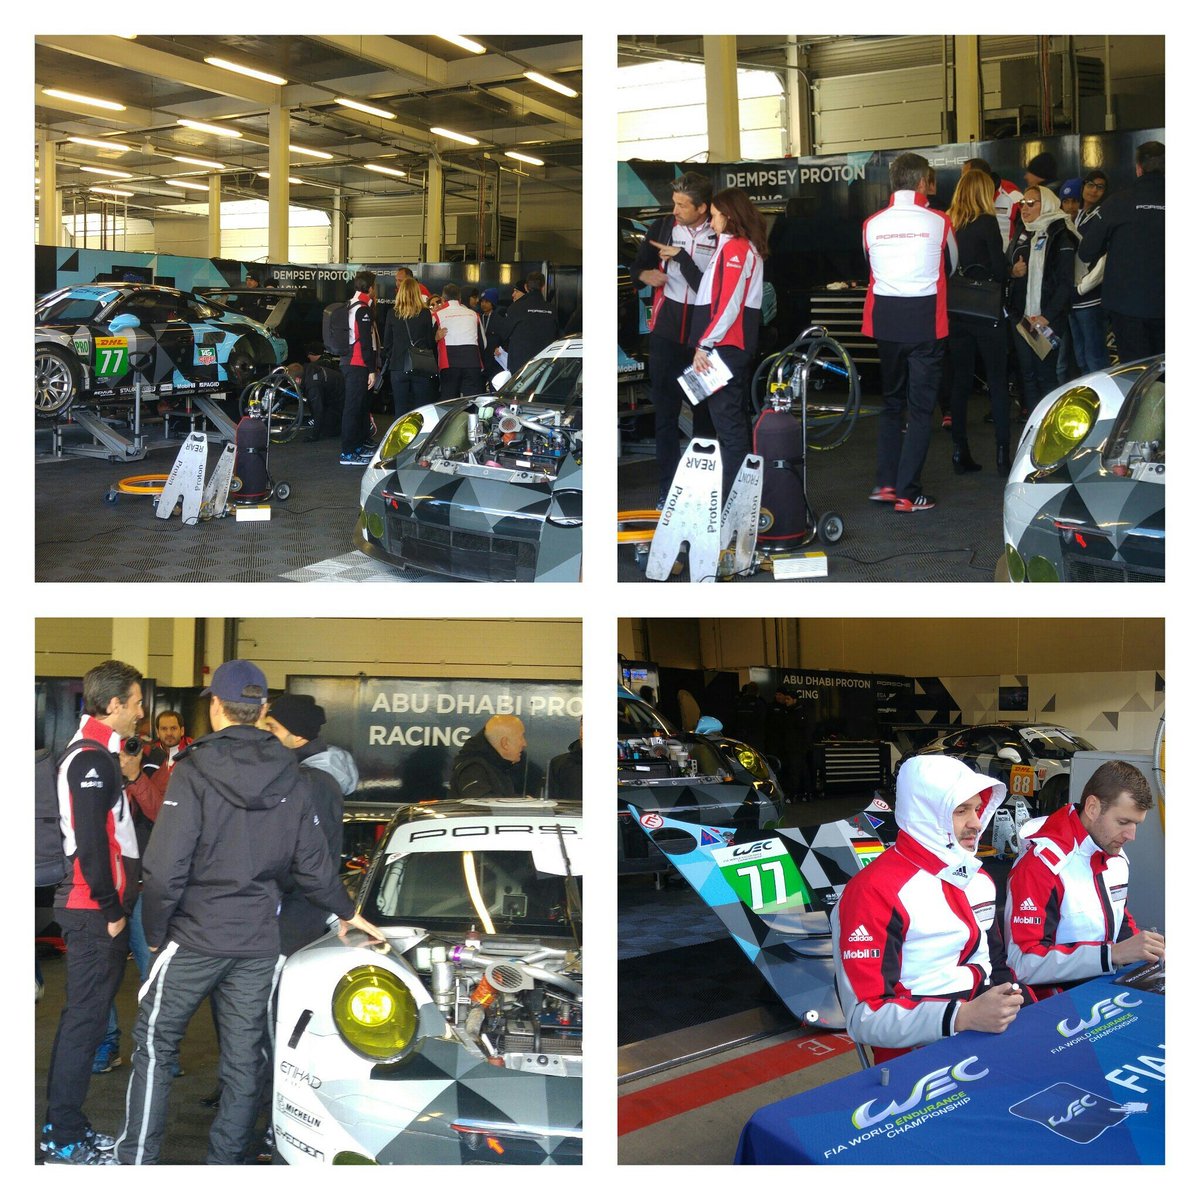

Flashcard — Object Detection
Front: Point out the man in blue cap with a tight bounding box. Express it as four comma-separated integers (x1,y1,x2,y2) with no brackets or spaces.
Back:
114,660,386,1165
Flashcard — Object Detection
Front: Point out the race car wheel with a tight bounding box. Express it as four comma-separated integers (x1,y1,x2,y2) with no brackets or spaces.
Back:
1038,776,1069,815
36,345,80,415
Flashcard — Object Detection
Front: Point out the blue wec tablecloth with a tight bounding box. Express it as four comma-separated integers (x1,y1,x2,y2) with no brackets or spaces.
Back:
735,977,1164,1164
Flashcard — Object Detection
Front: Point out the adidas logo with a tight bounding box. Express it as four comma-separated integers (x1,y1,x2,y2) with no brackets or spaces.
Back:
951,866,969,879
848,925,873,943
84,768,100,780
729,255,742,266
1020,897,1038,912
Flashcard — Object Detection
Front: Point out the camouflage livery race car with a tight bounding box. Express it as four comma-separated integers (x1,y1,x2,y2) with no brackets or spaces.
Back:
35,283,287,416
627,801,896,1027
909,722,1095,814
617,686,782,875
199,286,325,363
1003,356,1164,582
355,338,582,582
272,800,582,1165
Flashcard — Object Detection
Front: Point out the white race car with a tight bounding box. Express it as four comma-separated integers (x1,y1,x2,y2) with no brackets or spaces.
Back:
272,800,583,1165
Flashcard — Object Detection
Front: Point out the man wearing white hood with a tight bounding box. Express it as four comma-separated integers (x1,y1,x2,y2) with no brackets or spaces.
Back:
833,755,1026,1062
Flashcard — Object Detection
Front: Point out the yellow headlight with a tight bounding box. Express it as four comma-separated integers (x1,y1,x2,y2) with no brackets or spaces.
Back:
379,414,425,460
737,747,769,781
1031,386,1100,468
332,965,418,1062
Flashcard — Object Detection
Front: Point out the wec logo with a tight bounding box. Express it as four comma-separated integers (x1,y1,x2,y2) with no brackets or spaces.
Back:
1056,992,1141,1038
1050,1094,1096,1127
851,1058,987,1129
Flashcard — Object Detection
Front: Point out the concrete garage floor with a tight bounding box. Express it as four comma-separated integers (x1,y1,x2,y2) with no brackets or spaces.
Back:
34,942,242,1165
35,419,445,583
617,796,869,1164
618,389,1016,583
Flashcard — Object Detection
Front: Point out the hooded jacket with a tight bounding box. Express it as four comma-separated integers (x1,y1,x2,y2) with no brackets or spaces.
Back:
1004,803,1139,996
450,729,543,799
832,755,1009,1051
303,741,360,796
141,724,353,957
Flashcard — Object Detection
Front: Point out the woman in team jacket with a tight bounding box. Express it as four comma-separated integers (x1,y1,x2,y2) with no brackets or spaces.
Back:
652,187,765,499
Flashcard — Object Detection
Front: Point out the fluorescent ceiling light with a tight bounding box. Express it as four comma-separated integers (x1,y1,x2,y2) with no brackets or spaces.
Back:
364,163,407,177
505,150,545,166
257,172,304,184
68,136,133,153
430,126,479,146
42,88,126,111
438,35,486,54
165,178,210,191
335,97,395,120
177,119,243,138
79,165,134,178
290,143,333,160
89,187,134,197
204,56,288,86
524,70,578,98
173,155,225,170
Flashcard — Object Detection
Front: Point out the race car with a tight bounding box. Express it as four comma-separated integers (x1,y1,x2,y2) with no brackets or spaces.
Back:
626,802,896,1028
199,286,325,363
354,338,582,583
910,722,1095,814
35,283,287,415
272,799,582,1165
617,685,782,875
1003,356,1164,582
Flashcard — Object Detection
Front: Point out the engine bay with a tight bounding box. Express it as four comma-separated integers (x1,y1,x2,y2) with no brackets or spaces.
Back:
408,934,582,1078
415,403,582,483
617,736,724,785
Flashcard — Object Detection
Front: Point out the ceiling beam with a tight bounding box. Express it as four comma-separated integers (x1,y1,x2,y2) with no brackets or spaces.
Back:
35,35,280,106
487,87,581,132
309,35,448,89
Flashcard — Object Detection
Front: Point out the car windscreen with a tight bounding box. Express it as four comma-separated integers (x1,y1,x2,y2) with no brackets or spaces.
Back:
209,293,278,324
499,353,582,405
1103,364,1164,472
364,847,581,939
36,294,108,324
1019,727,1095,754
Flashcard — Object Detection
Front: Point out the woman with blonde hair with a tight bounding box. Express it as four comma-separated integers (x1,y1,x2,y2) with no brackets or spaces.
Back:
382,275,438,416
946,167,1012,473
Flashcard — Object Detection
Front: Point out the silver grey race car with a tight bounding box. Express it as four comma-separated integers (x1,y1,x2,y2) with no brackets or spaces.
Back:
272,800,582,1165
35,283,287,415
354,338,583,582
1003,356,1164,582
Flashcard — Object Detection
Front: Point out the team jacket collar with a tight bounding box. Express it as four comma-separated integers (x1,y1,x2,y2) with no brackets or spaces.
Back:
79,713,120,751
893,829,981,891
889,190,930,209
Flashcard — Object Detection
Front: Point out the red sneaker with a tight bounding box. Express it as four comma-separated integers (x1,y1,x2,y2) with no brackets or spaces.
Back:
894,494,937,512
868,486,896,503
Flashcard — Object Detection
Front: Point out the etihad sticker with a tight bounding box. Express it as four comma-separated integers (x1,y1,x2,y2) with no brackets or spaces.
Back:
1009,1082,1146,1144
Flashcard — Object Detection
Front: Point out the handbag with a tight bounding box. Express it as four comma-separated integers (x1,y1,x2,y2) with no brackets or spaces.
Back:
947,263,1004,324
403,317,439,375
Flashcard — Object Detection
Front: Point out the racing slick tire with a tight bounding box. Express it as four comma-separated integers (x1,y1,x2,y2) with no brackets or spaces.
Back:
36,345,80,415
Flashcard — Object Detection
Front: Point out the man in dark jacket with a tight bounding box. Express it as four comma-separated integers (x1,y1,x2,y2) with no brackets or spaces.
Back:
115,660,385,1166
1080,140,1165,362
494,271,559,376
265,693,348,955
339,269,380,466
450,714,543,798
547,719,582,801
41,660,144,1165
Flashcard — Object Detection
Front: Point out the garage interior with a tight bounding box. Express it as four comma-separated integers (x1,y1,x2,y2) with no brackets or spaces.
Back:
35,616,582,1164
616,35,1164,583
35,35,582,583
616,616,1164,1164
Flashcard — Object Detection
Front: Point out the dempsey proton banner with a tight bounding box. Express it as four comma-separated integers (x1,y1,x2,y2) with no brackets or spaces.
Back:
289,674,582,799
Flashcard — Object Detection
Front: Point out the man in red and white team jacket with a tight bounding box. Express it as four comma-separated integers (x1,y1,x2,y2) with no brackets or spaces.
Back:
631,172,720,505
41,660,145,1164
832,755,1026,1063
862,152,958,513
1005,759,1164,999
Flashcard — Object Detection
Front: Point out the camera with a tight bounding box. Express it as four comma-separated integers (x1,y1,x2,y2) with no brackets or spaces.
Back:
123,736,143,756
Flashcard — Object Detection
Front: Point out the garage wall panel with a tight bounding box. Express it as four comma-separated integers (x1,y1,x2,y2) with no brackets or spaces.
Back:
235,617,581,685
36,617,182,683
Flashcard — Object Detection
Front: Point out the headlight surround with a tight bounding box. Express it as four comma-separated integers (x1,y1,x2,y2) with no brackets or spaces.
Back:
1031,386,1100,469
331,965,418,1062
378,413,425,460
736,745,770,781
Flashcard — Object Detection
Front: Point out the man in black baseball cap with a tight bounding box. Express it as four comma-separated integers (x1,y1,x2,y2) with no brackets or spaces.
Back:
116,660,385,1165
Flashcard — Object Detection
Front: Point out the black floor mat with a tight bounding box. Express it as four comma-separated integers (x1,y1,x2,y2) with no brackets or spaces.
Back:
619,940,786,1046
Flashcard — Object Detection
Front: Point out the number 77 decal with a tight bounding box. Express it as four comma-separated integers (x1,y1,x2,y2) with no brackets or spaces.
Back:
714,840,812,913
